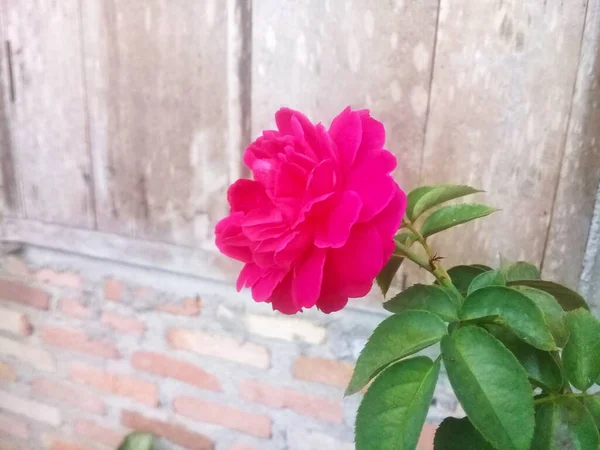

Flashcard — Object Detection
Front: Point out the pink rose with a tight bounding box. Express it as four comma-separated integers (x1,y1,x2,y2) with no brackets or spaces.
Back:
215,107,406,314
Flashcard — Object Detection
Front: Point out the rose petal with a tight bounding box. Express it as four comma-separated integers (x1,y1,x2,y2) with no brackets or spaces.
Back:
346,151,398,221
228,179,270,213
236,263,262,291
328,224,383,298
275,108,319,151
315,190,362,248
251,269,287,302
317,294,349,314
292,247,326,308
353,110,386,168
269,272,301,314
215,214,253,263
372,186,407,241
329,107,362,173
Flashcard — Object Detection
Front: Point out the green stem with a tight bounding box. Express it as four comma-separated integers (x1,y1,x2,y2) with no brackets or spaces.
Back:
533,393,586,405
402,219,462,298
394,242,431,271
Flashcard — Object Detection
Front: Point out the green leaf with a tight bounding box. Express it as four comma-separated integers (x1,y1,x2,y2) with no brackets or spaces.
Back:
442,326,534,450
582,394,600,429
376,233,414,297
433,417,495,450
513,286,568,347
467,269,505,296
407,184,482,221
376,256,404,297
445,265,489,295
562,309,600,390
531,397,599,450
118,432,154,450
472,264,493,271
461,286,557,351
502,261,540,282
345,311,446,396
421,204,496,238
507,279,589,311
355,356,440,450
406,186,437,221
383,284,458,321
505,341,564,391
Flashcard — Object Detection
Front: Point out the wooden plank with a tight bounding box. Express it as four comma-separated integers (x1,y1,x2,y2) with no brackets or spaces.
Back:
81,0,232,245
2,0,93,227
543,0,600,288
419,0,587,270
0,4,22,218
252,0,439,191
1,217,235,283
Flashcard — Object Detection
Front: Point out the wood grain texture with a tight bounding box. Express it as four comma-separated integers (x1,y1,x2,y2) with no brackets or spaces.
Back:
81,0,231,245
252,0,439,191
543,0,600,288
2,0,93,227
419,0,588,271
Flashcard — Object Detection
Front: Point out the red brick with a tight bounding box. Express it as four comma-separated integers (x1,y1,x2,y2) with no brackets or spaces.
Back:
104,278,124,302
293,357,353,388
132,351,220,391
0,336,55,372
155,297,202,316
173,396,271,438
35,268,82,289
240,380,343,424
70,363,158,407
74,420,124,447
101,312,145,334
418,423,438,450
0,279,50,309
41,326,120,359
60,298,93,319
0,390,61,426
2,256,31,277
47,437,93,450
0,306,32,336
31,378,105,415
0,442,20,450
167,329,270,368
0,412,29,439
230,442,260,450
0,362,16,381
121,410,213,450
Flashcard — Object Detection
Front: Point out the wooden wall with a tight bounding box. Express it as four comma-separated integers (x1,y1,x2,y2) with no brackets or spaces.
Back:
0,0,599,291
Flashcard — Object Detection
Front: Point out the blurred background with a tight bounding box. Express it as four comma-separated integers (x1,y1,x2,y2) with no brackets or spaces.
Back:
0,0,598,449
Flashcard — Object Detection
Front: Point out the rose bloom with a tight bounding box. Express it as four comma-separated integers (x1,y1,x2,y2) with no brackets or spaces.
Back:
215,107,406,314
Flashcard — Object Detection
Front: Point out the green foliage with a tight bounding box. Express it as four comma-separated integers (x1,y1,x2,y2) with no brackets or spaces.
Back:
460,287,557,351
376,255,403,297
421,204,497,238
531,397,599,450
345,311,446,396
501,261,540,281
118,432,154,450
434,417,495,450
466,269,505,295
375,233,413,297
445,265,488,295
406,184,481,221
383,284,458,321
348,184,600,450
507,279,588,311
355,357,440,450
562,309,600,390
441,326,534,450
513,286,568,347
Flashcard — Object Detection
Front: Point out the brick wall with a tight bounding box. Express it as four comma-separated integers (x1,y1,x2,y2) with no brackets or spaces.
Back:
0,247,458,450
